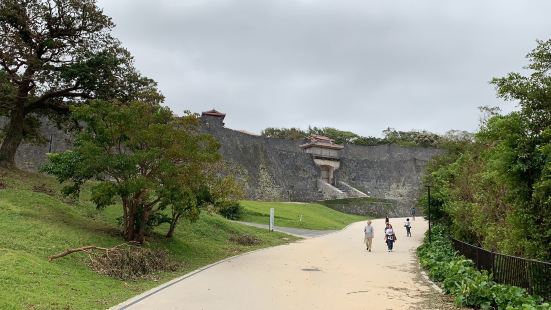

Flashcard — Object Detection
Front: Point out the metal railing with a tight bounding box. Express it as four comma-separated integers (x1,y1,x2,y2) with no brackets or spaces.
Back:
452,238,551,301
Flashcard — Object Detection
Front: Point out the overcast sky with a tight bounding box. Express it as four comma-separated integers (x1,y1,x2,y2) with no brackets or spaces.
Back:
97,0,550,137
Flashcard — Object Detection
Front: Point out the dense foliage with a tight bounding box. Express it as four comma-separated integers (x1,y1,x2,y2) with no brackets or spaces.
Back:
419,40,551,261
0,0,159,167
261,125,468,147
42,100,242,243
217,201,243,220
418,225,549,309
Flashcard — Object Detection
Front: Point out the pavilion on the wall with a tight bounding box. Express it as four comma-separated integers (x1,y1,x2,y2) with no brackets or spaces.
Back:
201,109,226,127
300,135,344,185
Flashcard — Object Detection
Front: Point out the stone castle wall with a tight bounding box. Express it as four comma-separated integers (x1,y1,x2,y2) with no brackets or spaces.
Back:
0,117,73,171
336,144,442,209
202,122,323,201
9,117,443,214
202,121,443,209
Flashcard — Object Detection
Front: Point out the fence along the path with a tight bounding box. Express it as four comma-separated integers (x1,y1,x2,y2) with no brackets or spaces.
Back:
451,238,551,301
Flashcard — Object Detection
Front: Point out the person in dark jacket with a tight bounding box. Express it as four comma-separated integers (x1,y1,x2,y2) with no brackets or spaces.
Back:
384,223,397,252
404,218,412,237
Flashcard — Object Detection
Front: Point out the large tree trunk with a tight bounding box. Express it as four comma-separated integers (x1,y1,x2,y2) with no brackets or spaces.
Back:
135,207,150,244
122,204,148,244
123,205,138,242
165,213,181,238
0,107,25,168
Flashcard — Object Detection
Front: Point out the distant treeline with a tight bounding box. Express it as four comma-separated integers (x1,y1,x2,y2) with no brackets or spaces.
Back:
261,126,473,148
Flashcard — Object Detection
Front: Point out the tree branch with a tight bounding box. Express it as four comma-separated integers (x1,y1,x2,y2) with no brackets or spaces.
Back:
25,88,93,114
146,197,162,210
48,242,138,261
48,245,110,261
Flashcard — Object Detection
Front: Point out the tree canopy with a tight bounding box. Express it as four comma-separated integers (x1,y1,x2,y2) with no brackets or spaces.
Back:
0,0,160,167
420,39,551,261
42,100,231,243
260,125,452,147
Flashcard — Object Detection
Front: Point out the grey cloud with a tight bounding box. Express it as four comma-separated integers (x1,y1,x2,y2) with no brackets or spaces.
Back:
97,0,551,136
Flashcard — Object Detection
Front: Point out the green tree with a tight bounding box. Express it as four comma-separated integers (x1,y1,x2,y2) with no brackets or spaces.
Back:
42,101,221,243
419,39,551,260
261,127,307,140
383,128,441,147
307,126,361,145
0,0,159,168
162,161,244,238
488,39,551,259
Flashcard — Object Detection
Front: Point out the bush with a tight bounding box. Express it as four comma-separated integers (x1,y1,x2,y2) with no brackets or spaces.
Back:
417,225,549,310
218,201,242,220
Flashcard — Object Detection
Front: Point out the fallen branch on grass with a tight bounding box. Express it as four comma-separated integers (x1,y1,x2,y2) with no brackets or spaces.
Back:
48,242,135,261
48,242,179,280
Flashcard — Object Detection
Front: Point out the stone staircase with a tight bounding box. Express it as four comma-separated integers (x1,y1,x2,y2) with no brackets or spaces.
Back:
317,180,370,200
336,181,369,198
317,180,348,200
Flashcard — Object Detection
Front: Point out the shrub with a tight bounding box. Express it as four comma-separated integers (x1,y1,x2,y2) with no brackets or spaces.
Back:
218,201,242,220
417,225,549,310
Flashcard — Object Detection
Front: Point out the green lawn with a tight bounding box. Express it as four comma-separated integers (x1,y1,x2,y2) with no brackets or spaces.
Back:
240,200,366,230
0,169,298,310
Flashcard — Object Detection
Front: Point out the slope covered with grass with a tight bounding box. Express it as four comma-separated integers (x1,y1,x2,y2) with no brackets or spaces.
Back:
240,200,366,230
0,169,297,309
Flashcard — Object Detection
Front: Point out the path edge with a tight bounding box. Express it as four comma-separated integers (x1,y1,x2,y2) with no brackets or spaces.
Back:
109,244,290,310
109,220,363,309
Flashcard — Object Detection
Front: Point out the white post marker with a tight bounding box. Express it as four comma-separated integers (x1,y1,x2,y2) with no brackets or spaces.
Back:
269,208,274,232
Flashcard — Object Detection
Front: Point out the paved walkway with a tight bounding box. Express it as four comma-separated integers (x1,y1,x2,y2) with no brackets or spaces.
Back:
115,218,440,310
233,221,337,238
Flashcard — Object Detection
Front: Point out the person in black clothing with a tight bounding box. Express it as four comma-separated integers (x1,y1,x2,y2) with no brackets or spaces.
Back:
404,218,412,237
384,223,397,252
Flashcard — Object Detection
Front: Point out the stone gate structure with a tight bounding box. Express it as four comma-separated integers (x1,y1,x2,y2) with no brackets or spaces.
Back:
200,110,443,213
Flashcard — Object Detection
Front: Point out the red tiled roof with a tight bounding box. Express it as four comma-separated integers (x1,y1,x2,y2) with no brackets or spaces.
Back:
202,109,226,119
309,135,334,143
300,135,344,150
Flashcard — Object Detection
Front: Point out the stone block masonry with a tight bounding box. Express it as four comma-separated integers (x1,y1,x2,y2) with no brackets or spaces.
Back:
202,116,444,215
8,113,443,216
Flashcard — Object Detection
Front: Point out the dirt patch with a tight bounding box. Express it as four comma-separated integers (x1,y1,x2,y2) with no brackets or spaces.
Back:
32,183,56,196
229,234,261,246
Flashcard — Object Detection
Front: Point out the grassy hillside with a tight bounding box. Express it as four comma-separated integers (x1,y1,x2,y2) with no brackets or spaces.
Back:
0,169,297,309
240,200,366,230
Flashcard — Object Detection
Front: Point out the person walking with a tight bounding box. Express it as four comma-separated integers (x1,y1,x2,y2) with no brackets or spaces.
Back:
410,207,416,220
384,223,397,252
363,220,374,252
404,218,412,237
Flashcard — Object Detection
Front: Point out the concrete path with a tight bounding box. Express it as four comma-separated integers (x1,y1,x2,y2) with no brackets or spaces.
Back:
116,218,441,310
233,221,337,238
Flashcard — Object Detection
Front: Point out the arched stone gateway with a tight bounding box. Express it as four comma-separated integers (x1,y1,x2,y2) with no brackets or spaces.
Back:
319,164,334,184
300,135,342,185
299,135,369,199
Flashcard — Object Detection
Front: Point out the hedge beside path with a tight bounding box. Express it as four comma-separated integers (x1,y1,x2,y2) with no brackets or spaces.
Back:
417,225,550,310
